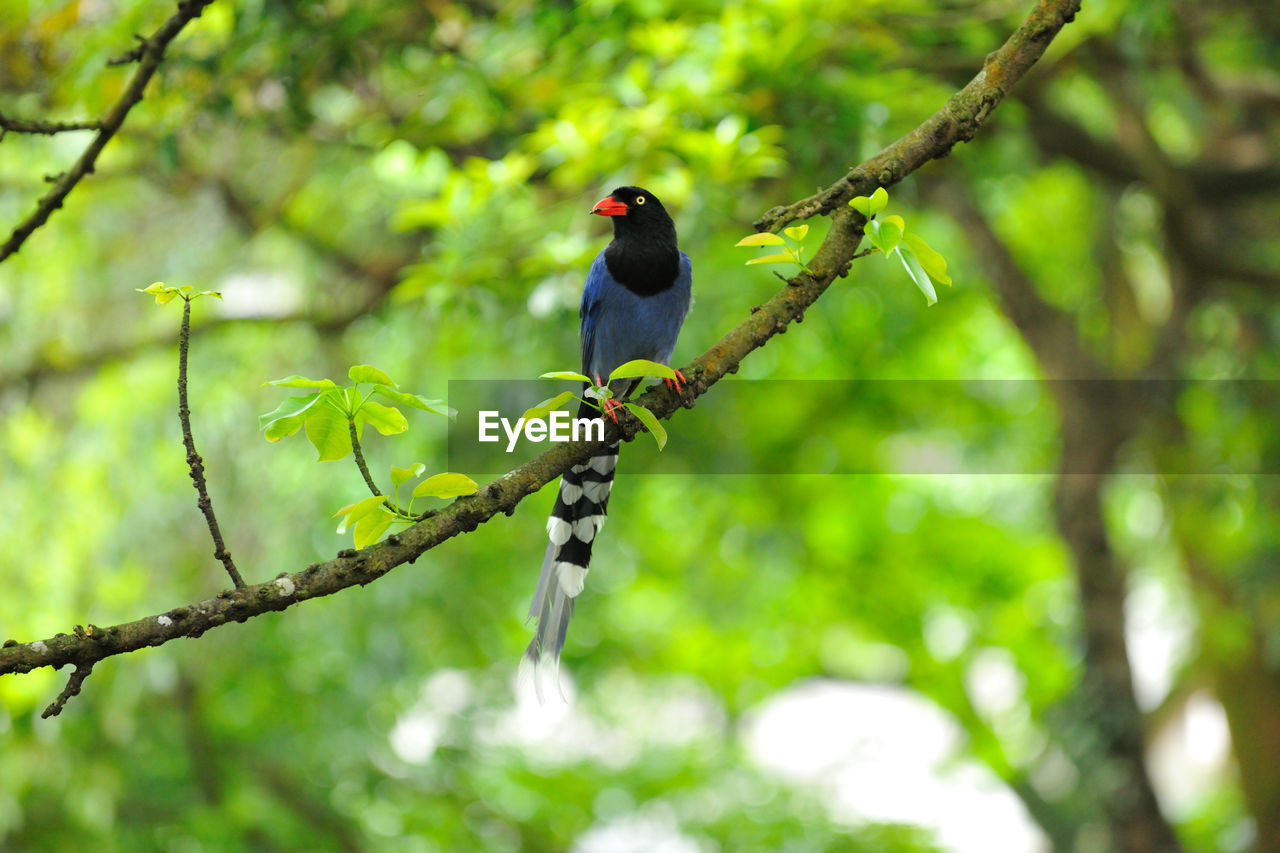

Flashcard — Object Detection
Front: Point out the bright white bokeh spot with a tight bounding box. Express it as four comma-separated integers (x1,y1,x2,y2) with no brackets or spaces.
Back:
574,801,708,853
924,605,972,662
1125,572,1194,712
965,647,1026,719
388,669,474,765
745,680,1048,853
389,713,442,765
1149,690,1232,816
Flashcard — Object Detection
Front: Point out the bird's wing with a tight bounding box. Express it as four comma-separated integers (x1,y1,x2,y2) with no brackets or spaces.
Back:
579,252,610,382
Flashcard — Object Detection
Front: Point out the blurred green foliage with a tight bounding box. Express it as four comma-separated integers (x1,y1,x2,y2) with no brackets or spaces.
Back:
2,0,1278,851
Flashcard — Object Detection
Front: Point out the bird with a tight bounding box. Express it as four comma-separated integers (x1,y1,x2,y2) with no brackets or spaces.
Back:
524,186,692,672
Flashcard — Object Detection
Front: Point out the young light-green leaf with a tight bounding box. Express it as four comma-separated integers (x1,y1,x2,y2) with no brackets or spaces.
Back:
783,224,809,242
357,400,409,436
874,216,904,254
609,359,677,382
390,463,427,488
334,494,386,533
412,472,479,499
522,390,578,421
265,375,337,389
352,506,395,549
745,252,797,265
541,370,593,383
896,247,938,306
348,364,396,387
371,385,456,419
868,186,889,216
305,403,354,461
259,393,324,439
735,232,786,247
624,403,667,451
902,233,952,286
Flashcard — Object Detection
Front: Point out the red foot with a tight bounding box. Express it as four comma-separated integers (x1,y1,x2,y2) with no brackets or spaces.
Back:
664,368,687,395
601,396,622,422
595,374,620,422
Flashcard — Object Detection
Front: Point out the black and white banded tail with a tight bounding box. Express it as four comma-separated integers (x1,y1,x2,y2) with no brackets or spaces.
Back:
525,433,618,665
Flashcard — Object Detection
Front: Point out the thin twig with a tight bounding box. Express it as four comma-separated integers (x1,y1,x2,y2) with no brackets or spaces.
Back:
0,0,216,263
108,34,149,66
0,113,103,135
179,297,245,589
42,662,94,718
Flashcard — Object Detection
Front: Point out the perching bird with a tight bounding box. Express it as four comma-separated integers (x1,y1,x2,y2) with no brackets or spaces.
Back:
525,186,692,669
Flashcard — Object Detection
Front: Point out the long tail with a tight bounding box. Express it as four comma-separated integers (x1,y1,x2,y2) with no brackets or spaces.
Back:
525,407,618,666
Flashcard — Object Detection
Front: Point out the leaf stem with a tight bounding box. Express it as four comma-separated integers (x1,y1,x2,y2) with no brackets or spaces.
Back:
347,418,418,520
347,418,383,498
178,297,246,589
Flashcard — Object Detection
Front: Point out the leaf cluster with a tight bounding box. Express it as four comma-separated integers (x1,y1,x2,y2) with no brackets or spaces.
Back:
851,188,951,306
532,358,677,450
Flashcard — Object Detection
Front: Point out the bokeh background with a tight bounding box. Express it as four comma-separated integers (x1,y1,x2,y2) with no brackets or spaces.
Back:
2,0,1278,851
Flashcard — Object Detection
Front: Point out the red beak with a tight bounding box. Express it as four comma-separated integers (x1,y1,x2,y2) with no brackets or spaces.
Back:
590,196,628,216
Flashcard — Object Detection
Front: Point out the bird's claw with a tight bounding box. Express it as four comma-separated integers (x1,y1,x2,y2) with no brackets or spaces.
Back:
664,368,687,395
601,396,621,422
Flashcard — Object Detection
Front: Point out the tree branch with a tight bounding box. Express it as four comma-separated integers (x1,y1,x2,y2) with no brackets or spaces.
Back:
0,113,102,135
0,0,1082,709
0,0,216,264
178,297,245,590
754,0,1081,231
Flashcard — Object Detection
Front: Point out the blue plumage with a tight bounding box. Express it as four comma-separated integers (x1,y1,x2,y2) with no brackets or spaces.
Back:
525,187,692,670
581,251,692,382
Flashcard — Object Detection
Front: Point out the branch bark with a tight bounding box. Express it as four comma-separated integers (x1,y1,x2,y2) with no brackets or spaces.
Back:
754,0,1079,232
0,0,216,263
0,0,1083,714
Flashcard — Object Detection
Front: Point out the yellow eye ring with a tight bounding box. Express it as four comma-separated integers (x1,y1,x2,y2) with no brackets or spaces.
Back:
636,196,646,205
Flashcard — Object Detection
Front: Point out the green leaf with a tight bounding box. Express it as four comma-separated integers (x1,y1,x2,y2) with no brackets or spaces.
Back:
305,402,354,461
522,390,578,421
348,364,395,386
902,233,952,286
265,375,337,389
745,252,797,265
624,403,667,450
153,289,179,306
371,385,455,419
895,247,938,306
412,472,479,499
334,495,386,533
352,507,395,549
783,224,809,242
609,359,677,382
357,400,409,436
141,282,167,294
869,187,889,216
871,217,903,254
390,463,427,488
735,232,786,247
541,370,593,383
259,393,324,440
